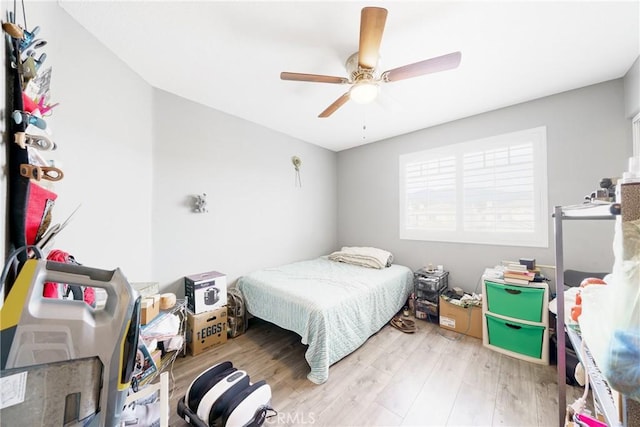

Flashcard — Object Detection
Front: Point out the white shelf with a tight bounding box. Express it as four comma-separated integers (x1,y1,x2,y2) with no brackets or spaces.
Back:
137,299,187,388
554,202,617,219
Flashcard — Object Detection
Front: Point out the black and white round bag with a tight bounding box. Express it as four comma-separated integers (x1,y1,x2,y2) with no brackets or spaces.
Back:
177,361,274,427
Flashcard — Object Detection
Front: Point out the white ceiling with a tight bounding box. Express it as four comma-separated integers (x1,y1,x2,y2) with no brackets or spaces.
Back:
58,1,639,152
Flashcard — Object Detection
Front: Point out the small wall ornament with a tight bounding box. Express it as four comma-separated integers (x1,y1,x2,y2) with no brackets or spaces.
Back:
291,156,302,187
193,193,208,213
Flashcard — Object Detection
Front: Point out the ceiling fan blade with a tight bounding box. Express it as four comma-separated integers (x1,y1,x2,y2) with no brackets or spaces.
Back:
280,72,349,84
358,7,387,69
318,92,350,118
381,51,462,82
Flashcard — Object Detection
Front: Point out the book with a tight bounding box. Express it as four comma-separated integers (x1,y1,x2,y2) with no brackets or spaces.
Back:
504,271,535,280
505,263,527,272
483,267,503,280
503,276,531,285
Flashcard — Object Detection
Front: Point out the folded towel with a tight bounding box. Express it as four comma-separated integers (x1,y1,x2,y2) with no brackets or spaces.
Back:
328,246,394,269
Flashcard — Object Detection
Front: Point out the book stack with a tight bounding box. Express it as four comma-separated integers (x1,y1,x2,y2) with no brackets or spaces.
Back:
503,263,536,285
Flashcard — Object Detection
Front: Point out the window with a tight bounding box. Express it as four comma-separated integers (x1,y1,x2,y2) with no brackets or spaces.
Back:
399,126,548,247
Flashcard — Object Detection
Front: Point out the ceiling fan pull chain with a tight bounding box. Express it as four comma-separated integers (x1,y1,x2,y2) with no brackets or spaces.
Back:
361,107,369,140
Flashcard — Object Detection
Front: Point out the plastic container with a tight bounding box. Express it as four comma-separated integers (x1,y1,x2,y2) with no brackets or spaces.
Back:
415,287,444,302
414,270,448,292
415,298,438,321
1,259,139,427
485,313,545,358
485,281,544,322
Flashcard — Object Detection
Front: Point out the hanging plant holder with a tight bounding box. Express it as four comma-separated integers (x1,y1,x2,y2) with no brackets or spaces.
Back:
291,156,302,187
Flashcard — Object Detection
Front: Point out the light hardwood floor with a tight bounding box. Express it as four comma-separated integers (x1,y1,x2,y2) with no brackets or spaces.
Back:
166,318,585,426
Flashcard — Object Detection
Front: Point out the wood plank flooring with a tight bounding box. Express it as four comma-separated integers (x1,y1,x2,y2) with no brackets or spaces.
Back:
165,317,586,426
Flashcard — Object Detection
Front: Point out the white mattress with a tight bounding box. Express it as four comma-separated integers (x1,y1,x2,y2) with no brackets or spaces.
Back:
236,256,413,384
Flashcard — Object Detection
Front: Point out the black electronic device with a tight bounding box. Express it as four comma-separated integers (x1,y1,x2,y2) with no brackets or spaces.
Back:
585,177,617,202
204,287,219,306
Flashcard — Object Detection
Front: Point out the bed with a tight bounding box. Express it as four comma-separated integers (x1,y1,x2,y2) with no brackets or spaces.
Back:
236,254,414,384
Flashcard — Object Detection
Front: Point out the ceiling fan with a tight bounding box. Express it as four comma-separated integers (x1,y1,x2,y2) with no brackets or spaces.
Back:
280,7,462,118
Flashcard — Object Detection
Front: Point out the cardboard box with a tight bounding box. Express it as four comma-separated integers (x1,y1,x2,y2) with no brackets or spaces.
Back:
438,296,482,339
131,282,160,299
185,271,227,314
140,295,160,325
186,306,227,356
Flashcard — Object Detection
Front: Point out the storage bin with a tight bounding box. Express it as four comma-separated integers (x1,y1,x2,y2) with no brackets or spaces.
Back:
485,281,544,322
415,298,438,321
414,270,448,293
415,288,442,303
485,313,545,358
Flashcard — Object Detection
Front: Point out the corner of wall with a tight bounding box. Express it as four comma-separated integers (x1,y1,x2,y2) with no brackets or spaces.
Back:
624,55,640,119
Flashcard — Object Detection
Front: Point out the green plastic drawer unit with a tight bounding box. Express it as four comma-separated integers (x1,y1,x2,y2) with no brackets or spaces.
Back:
485,313,545,358
485,281,544,322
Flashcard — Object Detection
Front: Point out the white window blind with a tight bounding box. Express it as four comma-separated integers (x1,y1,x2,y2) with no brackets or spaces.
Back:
400,127,548,247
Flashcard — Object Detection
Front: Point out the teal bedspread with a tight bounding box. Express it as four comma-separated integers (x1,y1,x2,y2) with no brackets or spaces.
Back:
236,257,413,384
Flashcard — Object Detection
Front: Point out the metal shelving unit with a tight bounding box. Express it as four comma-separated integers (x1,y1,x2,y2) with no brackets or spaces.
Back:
553,204,620,427
137,298,187,388
566,325,624,426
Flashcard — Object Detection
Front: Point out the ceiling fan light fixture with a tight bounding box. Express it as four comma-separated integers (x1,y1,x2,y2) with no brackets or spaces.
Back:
280,7,461,117
349,81,379,104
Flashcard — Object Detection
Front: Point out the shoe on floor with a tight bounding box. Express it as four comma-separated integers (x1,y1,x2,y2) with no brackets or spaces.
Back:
390,316,416,333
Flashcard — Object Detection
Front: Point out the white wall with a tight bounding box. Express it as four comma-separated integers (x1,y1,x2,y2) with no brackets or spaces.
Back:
337,80,632,293
2,2,337,293
14,3,154,280
624,56,640,119
151,90,337,293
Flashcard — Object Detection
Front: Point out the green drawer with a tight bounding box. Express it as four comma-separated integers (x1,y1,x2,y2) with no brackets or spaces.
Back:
485,313,545,358
485,281,544,322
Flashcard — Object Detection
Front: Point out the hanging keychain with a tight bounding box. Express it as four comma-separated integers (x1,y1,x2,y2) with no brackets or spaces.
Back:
20,163,64,182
